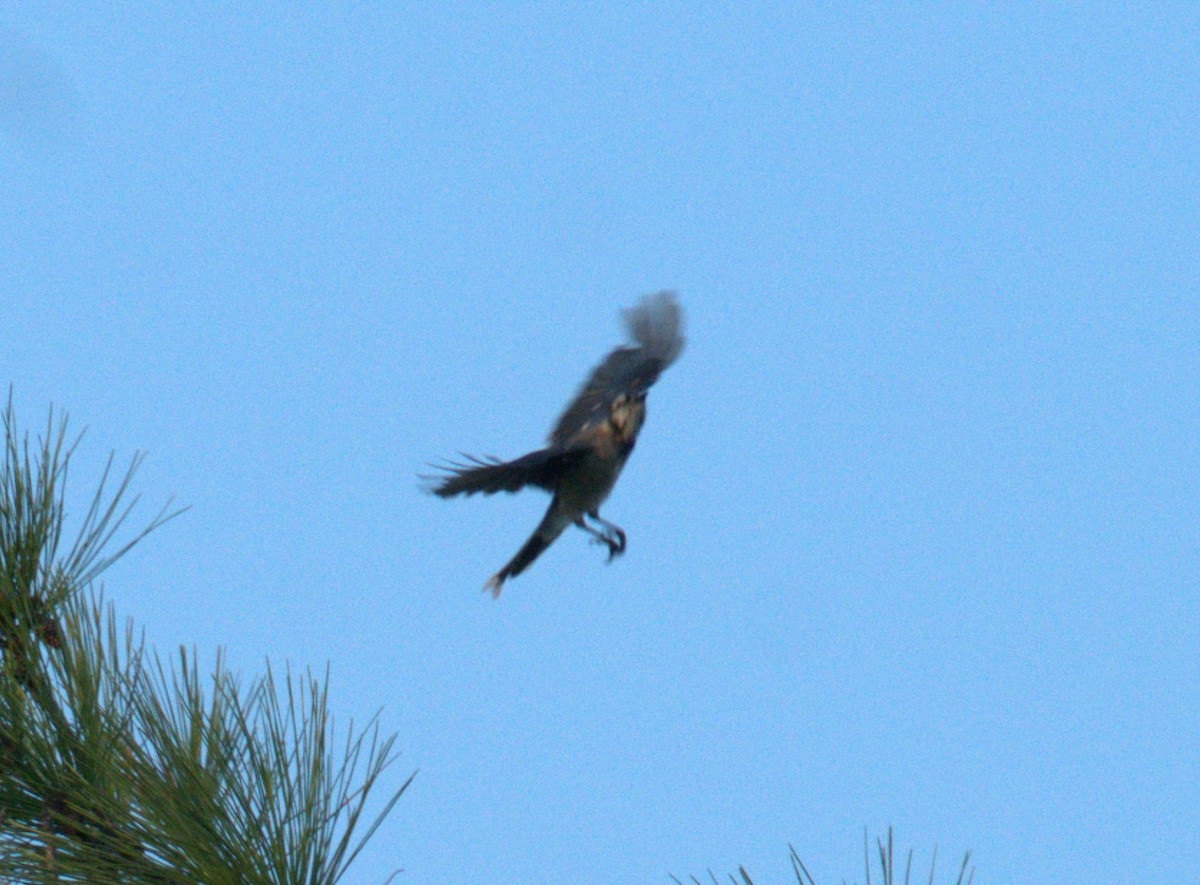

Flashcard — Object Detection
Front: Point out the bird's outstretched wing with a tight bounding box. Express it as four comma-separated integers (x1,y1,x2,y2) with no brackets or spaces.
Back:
423,448,588,498
548,290,685,445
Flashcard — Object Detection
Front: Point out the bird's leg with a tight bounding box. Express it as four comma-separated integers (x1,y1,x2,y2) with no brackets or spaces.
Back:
573,516,616,554
585,510,626,561
574,515,623,562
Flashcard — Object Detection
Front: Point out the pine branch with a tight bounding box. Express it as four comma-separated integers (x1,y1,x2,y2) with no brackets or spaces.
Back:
0,398,410,883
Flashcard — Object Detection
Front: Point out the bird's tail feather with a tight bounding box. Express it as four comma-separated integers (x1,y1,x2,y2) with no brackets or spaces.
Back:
484,502,570,598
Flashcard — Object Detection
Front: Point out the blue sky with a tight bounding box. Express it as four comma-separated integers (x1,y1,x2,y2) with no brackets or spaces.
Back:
4,4,1197,882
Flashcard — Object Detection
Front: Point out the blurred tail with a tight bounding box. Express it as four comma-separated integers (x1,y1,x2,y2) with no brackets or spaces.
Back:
483,501,570,598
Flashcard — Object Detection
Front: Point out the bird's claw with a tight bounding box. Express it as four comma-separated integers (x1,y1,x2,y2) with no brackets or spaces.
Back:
589,530,626,562
606,529,626,562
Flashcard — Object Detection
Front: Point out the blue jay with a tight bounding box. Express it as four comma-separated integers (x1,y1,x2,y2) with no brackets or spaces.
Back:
427,292,685,596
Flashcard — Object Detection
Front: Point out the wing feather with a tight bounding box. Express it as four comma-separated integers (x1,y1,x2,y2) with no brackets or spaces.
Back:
549,291,684,444
423,448,585,497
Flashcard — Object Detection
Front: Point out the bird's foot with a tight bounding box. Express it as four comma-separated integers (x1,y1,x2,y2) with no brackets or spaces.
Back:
588,532,625,561
605,528,626,562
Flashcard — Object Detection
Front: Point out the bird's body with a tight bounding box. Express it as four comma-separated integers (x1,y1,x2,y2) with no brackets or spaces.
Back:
426,292,684,597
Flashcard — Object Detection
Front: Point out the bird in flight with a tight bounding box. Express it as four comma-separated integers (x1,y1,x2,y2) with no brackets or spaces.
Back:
426,291,685,597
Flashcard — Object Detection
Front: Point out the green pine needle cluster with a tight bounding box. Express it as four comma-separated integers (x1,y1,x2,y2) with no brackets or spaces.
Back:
671,827,974,885
0,399,411,883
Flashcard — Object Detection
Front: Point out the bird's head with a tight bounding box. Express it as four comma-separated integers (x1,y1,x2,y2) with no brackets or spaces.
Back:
608,392,646,443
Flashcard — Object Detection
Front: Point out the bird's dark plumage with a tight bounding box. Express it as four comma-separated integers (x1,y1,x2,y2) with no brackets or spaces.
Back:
424,291,685,596
429,450,583,497
549,292,685,445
